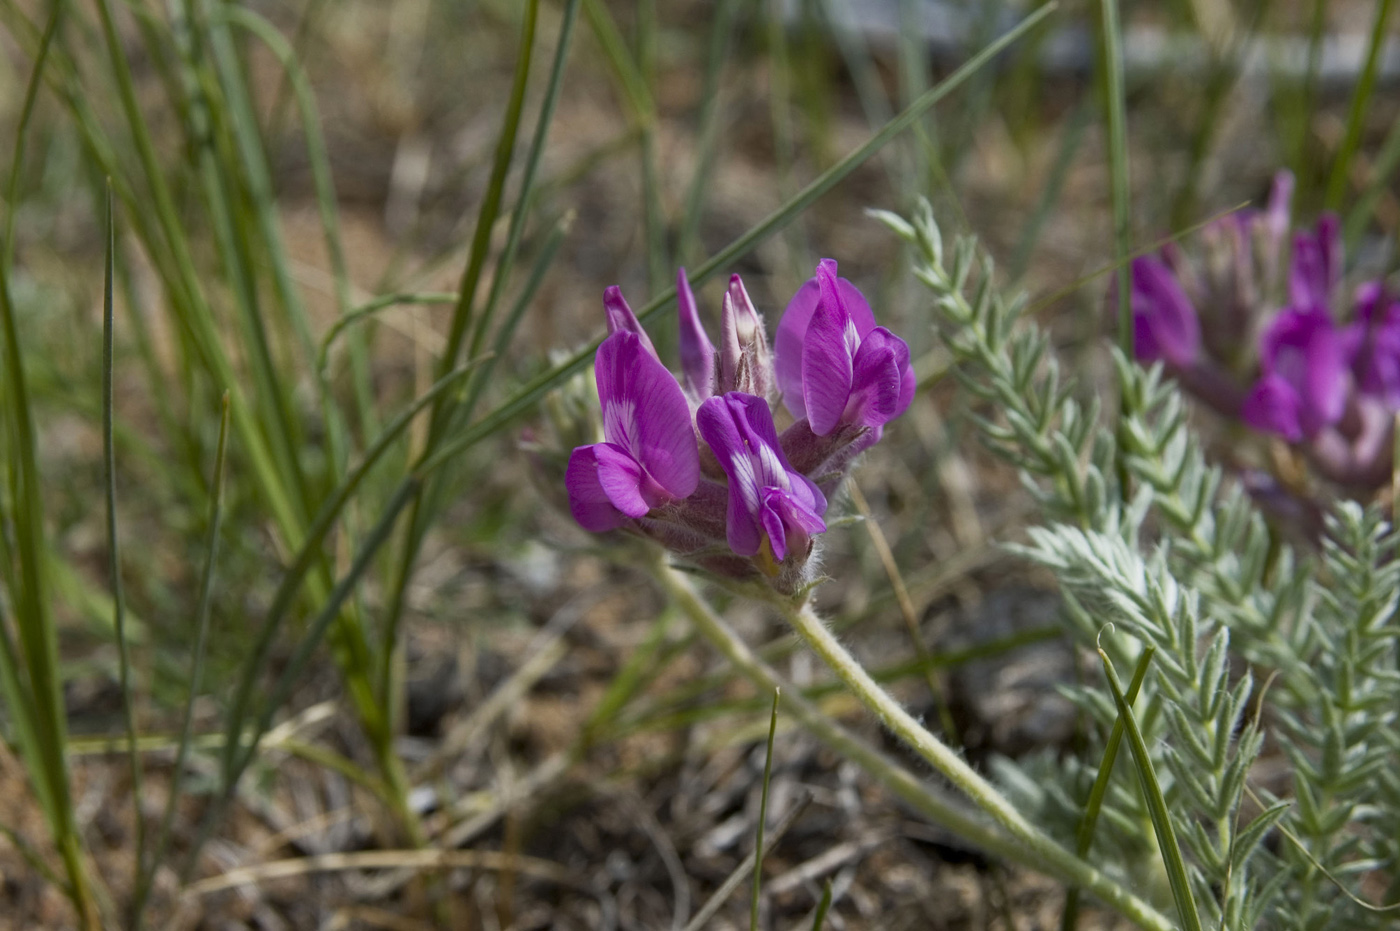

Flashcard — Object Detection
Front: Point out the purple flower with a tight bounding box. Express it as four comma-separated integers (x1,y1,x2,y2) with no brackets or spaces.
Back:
1241,309,1351,441
696,392,827,563
603,285,658,359
1130,255,1201,368
565,330,700,531
1288,213,1341,312
675,268,715,400
718,275,775,398
1348,283,1400,408
775,259,914,437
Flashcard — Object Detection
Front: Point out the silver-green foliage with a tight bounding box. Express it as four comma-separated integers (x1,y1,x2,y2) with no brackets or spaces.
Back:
875,200,1400,929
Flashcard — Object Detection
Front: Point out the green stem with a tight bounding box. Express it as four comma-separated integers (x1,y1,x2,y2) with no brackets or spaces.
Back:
655,557,1172,931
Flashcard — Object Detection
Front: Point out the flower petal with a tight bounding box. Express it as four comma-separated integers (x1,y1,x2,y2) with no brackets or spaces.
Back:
695,396,763,556
594,331,699,499
775,261,876,419
603,286,658,359
802,264,860,436
676,267,714,399
566,445,630,531
846,327,912,429
1242,374,1304,442
1288,213,1342,312
1130,256,1200,367
592,442,657,516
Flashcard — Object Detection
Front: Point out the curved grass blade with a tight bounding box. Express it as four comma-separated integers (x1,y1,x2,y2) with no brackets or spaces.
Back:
1099,646,1203,931
421,1,1060,476
1061,644,1154,931
318,292,457,376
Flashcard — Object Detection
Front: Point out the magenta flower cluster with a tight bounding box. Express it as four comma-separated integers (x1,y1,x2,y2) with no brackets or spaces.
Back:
565,260,913,590
1132,172,1399,487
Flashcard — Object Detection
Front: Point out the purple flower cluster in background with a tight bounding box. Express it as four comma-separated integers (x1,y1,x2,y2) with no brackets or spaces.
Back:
1131,171,1400,487
565,260,913,591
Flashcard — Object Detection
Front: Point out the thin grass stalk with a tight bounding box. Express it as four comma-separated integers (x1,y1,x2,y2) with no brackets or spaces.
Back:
1344,114,1400,249
216,362,480,771
459,211,575,428
636,0,666,291
465,0,581,372
90,0,302,539
1098,0,1131,360
764,0,810,279
196,360,481,877
1009,98,1091,283
217,4,365,441
1324,0,1396,209
677,0,743,266
436,0,540,383
0,154,94,931
750,688,780,931
1060,645,1155,931
2,1,62,271
132,393,231,927
420,2,1059,475
377,0,572,719
1100,647,1204,931
374,0,545,671
198,0,320,370
656,556,1173,931
581,0,657,129
101,186,148,919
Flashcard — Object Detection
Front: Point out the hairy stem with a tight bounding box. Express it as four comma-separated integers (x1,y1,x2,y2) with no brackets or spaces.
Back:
653,555,1173,931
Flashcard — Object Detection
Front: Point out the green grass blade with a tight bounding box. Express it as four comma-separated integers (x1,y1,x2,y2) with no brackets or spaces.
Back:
677,0,743,266
102,186,146,917
437,0,540,381
636,0,666,291
1325,0,1396,209
462,0,582,383
318,292,458,377
0,125,93,931
460,211,575,425
1010,98,1091,283
133,392,231,927
1098,0,1131,358
1061,644,1154,931
217,359,484,791
2,1,62,271
238,477,421,783
581,0,657,128
1345,114,1400,250
1099,646,1203,931
421,1,1059,475
810,880,834,930
750,688,780,931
